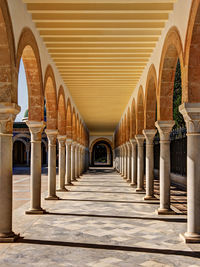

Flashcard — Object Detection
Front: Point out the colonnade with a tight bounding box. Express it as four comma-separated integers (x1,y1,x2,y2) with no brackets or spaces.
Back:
116,109,200,243
0,104,89,241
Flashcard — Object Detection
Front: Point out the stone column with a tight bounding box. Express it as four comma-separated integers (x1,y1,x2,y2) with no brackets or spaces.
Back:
78,145,81,177
45,129,59,200
155,120,174,214
135,135,145,192
130,139,137,187
123,144,127,179
126,142,131,182
65,139,73,186
121,146,124,176
143,129,157,200
75,143,79,178
179,103,200,243
0,103,20,242
57,135,67,192
26,121,46,214
71,142,77,181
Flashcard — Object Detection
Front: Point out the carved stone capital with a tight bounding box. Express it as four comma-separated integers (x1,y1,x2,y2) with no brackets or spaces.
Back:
57,135,66,147
155,120,175,141
179,102,200,134
66,138,72,145
143,129,157,145
0,102,20,134
45,129,58,145
135,134,145,146
26,121,45,142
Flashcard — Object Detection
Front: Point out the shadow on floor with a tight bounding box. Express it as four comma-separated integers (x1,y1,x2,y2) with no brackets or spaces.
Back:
69,190,145,194
18,238,200,258
47,212,185,222
59,198,159,205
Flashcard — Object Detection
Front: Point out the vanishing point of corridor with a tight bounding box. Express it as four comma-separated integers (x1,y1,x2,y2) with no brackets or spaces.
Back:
0,169,199,267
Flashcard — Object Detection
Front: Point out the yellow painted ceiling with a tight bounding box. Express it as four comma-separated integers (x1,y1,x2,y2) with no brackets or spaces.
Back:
23,0,177,135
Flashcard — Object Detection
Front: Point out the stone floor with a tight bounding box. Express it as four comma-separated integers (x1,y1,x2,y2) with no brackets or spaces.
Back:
0,169,200,267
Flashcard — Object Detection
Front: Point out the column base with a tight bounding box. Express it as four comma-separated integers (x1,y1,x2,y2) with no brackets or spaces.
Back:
180,233,200,243
135,188,145,193
57,188,68,192
126,179,131,183
144,195,157,201
45,196,60,200
65,182,74,186
0,232,20,243
123,176,127,180
72,179,78,182
155,208,176,215
25,208,47,215
130,183,136,187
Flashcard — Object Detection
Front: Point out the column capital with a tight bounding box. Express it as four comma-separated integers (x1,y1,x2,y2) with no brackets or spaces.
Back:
57,135,66,146
155,120,174,141
129,138,136,145
135,134,145,146
66,138,72,145
0,102,20,134
45,129,58,145
143,129,157,145
26,121,45,141
179,102,200,134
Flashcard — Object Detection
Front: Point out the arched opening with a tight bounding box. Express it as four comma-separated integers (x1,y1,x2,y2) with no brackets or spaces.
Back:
136,86,145,135
91,141,113,167
58,86,66,136
66,99,72,139
17,28,44,122
44,65,57,130
13,141,26,166
72,108,77,141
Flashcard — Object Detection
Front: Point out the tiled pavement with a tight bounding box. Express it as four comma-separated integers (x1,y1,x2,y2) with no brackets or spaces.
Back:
0,169,199,266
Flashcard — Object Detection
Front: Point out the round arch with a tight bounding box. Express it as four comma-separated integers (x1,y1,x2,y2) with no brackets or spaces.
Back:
90,138,113,167
144,64,157,129
0,0,17,104
66,98,72,139
157,26,184,121
44,65,57,129
58,86,66,135
136,86,145,135
17,27,43,121
130,98,136,139
184,0,200,103
72,108,77,141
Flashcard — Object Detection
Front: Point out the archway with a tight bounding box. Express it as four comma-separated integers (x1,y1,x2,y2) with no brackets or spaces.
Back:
13,140,26,166
91,141,113,167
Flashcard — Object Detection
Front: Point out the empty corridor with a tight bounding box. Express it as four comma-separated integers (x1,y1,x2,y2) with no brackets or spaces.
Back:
0,169,200,266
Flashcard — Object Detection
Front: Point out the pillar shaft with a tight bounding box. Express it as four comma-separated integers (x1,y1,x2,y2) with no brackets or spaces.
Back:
143,129,157,200
126,142,131,182
45,129,59,200
179,103,200,242
155,121,174,214
0,103,20,241
26,121,46,214
71,142,76,181
66,140,72,185
130,139,137,187
123,145,127,178
75,144,79,178
135,135,145,192
57,135,67,191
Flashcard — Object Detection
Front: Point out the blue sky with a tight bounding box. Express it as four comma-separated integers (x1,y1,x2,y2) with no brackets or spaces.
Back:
15,59,28,122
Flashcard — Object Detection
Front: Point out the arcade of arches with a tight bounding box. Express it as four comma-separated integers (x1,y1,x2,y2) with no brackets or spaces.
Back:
2,0,200,264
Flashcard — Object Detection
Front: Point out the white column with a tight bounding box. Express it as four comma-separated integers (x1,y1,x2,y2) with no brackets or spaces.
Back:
75,143,79,178
135,135,145,192
71,142,77,181
123,144,127,179
65,139,73,186
78,144,81,177
0,103,20,242
130,139,137,187
155,120,174,214
45,129,59,200
26,121,46,214
143,129,157,200
126,142,131,182
179,103,200,243
121,146,124,176
57,135,67,192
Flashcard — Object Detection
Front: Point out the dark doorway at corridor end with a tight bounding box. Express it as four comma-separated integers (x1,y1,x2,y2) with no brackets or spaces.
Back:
91,140,113,167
